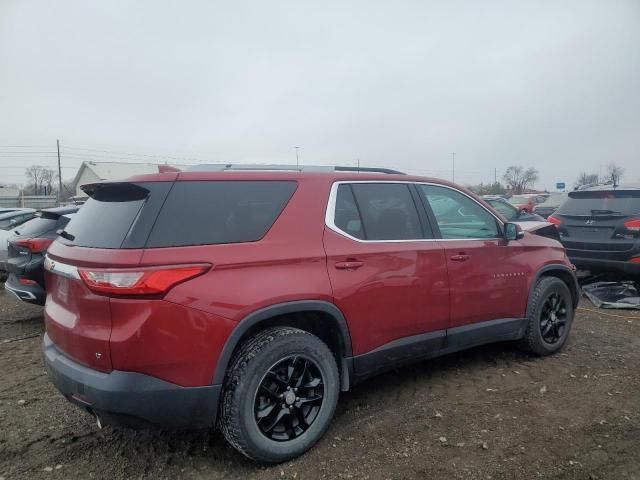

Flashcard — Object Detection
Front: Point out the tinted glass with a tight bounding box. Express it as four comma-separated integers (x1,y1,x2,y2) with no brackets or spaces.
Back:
63,183,159,248
508,195,529,205
13,217,59,236
558,191,640,216
420,185,500,239
146,181,296,247
334,185,365,239
350,183,422,240
487,199,517,221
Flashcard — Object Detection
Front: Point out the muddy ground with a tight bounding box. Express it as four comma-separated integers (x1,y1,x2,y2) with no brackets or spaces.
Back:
1,287,639,480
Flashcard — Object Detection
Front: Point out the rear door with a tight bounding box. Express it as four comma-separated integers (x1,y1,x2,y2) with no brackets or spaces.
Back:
44,181,173,371
417,184,528,328
554,190,640,262
324,182,450,361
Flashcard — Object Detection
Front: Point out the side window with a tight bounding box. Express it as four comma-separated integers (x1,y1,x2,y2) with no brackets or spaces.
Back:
350,183,423,240
420,185,500,239
334,185,365,239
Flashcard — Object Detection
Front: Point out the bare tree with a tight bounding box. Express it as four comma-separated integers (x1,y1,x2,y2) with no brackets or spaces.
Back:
467,182,507,196
25,165,56,195
575,172,599,189
502,166,539,194
605,163,624,186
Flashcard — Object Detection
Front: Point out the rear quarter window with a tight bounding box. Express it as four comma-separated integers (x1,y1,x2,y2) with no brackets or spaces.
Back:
145,181,297,247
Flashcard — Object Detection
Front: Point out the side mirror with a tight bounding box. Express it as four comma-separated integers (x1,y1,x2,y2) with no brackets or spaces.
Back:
505,222,524,241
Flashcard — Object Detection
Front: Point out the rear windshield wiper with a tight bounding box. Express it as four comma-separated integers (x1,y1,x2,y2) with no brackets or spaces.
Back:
590,209,622,215
57,229,75,241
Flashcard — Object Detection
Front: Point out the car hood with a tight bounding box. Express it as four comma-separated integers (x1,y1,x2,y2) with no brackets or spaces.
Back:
516,220,554,232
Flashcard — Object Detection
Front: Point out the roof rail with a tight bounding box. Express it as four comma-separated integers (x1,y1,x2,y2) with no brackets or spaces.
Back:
334,166,405,175
186,164,405,174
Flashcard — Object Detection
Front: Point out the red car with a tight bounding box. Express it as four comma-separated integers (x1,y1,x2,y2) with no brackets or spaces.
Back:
42,166,578,463
508,194,547,213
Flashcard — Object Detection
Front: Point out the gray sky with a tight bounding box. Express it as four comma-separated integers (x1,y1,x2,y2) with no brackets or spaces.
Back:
1,0,639,189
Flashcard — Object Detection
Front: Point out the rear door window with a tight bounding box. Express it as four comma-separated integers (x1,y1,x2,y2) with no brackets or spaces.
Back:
348,183,423,241
333,185,365,240
558,191,640,216
146,181,297,247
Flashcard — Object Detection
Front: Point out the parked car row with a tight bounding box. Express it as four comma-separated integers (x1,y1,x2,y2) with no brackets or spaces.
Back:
0,209,38,274
4,206,78,304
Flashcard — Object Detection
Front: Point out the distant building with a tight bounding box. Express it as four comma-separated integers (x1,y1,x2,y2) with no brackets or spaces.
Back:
71,161,177,197
0,185,20,197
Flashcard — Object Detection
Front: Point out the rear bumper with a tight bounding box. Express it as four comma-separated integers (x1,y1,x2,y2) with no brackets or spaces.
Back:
43,333,222,430
4,273,46,305
568,255,640,276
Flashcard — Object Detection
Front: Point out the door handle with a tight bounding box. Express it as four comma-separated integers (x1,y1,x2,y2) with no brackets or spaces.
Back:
450,253,470,262
335,261,364,270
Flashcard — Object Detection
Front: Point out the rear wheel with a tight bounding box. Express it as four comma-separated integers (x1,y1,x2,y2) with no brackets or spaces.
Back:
219,327,339,463
519,276,574,355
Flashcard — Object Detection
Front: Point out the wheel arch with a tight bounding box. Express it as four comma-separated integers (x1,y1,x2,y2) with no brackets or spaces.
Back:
212,300,353,388
530,264,580,309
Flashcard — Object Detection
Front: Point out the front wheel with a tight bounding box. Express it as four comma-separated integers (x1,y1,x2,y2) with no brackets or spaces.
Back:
219,327,339,463
519,276,575,356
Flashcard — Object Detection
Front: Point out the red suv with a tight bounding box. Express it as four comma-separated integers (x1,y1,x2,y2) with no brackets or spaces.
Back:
42,166,578,463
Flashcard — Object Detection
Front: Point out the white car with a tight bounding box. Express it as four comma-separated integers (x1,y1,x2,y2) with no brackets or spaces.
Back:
0,209,36,273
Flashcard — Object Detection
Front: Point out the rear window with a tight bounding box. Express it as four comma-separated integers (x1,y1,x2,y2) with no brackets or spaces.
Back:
14,216,59,236
146,181,297,247
557,190,640,216
63,182,169,249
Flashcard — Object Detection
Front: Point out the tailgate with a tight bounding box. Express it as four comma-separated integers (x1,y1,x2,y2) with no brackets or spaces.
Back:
559,214,636,254
43,243,144,372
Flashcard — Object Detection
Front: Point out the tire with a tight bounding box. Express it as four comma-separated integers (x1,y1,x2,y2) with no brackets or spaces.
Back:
219,327,339,464
519,276,574,356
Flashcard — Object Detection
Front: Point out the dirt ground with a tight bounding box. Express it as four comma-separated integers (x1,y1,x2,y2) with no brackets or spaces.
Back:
1,287,639,480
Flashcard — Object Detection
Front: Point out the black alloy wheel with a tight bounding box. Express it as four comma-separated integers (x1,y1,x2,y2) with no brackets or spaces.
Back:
254,355,325,441
539,292,568,344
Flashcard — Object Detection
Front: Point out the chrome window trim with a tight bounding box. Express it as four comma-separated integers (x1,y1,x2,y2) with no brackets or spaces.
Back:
325,180,505,243
44,255,80,280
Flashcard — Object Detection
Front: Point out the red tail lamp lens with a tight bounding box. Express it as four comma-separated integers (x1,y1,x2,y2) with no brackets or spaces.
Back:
78,265,210,295
623,218,640,232
16,238,53,253
547,215,562,227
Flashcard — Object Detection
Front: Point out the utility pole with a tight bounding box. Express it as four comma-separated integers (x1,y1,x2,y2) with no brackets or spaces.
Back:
494,167,497,184
56,139,63,202
451,152,455,183
295,146,300,170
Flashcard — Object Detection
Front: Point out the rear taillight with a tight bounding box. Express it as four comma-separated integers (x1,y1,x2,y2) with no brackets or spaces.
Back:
630,257,640,264
623,218,640,232
78,264,210,296
547,215,562,227
15,238,53,253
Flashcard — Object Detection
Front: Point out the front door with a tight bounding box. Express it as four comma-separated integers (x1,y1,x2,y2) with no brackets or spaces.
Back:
416,184,528,328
